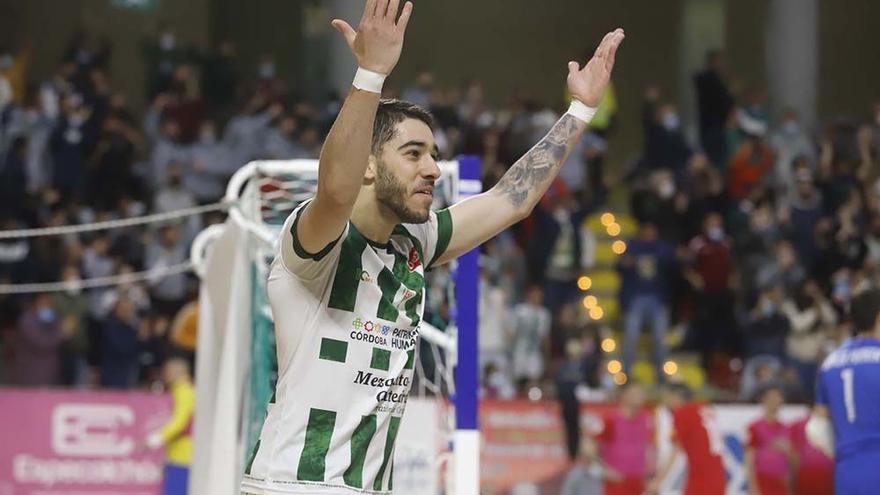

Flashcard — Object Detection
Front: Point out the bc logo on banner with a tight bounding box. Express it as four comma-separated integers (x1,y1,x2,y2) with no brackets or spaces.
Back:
0,390,171,494
52,404,137,457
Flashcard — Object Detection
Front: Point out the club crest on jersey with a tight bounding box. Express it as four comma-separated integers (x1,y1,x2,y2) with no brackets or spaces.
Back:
407,247,421,271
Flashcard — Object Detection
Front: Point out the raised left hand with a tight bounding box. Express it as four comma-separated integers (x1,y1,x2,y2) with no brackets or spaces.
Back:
567,28,625,107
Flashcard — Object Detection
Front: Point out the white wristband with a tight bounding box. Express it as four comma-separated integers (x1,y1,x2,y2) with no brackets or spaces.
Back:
352,67,386,94
566,99,597,123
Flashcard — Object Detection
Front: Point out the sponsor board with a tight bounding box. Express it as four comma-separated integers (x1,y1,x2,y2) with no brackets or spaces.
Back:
0,390,171,495
478,400,811,495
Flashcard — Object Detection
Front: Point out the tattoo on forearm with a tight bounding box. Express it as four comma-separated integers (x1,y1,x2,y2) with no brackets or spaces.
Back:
495,114,582,208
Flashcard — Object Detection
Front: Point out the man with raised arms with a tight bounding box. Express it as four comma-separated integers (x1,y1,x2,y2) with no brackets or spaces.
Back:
241,1,624,493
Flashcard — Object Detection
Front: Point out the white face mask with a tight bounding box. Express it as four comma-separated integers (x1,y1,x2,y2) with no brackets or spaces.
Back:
259,63,276,79
708,227,724,241
160,33,176,51
0,54,12,70
662,113,680,131
783,120,799,135
658,180,675,199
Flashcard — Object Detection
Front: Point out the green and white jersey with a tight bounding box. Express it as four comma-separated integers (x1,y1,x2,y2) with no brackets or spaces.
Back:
241,200,453,495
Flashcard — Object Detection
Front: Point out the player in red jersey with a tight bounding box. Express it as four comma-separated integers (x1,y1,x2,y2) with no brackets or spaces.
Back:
644,383,726,495
596,382,654,495
789,415,833,495
745,384,793,495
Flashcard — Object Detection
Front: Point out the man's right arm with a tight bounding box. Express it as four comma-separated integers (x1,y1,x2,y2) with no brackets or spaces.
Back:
295,0,413,254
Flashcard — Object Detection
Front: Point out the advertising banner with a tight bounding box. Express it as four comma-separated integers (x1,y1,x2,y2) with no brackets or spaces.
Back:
0,390,172,495
479,399,812,495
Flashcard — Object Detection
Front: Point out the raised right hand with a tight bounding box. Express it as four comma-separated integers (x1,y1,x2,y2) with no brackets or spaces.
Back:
331,0,413,75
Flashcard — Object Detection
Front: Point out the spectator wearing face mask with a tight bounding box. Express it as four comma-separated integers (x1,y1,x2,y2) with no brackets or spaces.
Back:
142,25,187,99
631,169,688,244
684,213,740,373
769,110,816,196
254,53,287,102
640,86,691,174
11,293,62,386
186,120,231,204
744,288,791,361
52,265,89,387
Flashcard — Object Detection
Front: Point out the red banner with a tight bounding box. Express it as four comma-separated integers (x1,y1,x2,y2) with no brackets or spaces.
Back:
0,389,172,495
480,399,614,494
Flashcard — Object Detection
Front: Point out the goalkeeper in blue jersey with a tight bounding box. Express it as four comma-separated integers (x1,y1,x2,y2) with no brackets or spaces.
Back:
807,288,880,494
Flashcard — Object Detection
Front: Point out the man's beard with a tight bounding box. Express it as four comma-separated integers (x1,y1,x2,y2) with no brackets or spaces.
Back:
375,163,430,224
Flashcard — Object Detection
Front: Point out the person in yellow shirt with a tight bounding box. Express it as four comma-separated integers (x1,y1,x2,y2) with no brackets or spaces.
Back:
0,43,31,105
146,357,195,495
170,298,198,362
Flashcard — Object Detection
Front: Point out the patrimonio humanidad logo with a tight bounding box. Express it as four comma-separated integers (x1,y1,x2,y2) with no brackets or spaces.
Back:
350,318,420,349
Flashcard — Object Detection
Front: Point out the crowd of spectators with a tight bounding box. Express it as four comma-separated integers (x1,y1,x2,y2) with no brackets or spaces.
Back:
479,49,880,404
1,31,879,406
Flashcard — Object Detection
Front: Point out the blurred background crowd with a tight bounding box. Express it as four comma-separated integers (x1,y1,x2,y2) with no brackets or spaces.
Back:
1,13,879,413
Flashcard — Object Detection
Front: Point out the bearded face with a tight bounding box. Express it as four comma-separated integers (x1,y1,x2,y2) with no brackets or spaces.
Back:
371,118,440,224
375,160,431,224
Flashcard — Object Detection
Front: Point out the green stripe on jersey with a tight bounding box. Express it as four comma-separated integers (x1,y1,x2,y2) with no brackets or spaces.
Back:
429,209,453,268
343,415,378,488
297,408,337,482
372,416,401,491
376,266,402,321
371,347,391,371
405,349,415,370
392,225,424,262
319,338,348,363
377,242,425,324
328,230,367,312
289,200,342,261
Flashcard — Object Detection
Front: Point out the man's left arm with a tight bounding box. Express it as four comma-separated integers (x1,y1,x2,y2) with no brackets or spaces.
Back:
431,28,625,267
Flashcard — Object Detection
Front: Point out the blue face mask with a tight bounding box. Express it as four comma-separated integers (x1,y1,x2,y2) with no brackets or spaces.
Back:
37,307,56,323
